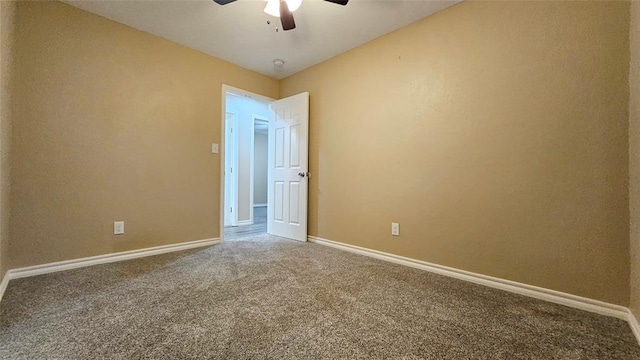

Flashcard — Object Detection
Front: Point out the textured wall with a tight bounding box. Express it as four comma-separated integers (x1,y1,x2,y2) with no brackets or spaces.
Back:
630,0,640,317
9,2,278,268
0,0,16,280
281,1,630,304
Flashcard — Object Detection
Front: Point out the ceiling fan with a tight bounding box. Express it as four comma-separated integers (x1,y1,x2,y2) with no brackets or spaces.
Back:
213,0,349,31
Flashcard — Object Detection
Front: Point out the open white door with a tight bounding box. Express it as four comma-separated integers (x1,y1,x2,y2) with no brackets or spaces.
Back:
267,92,309,242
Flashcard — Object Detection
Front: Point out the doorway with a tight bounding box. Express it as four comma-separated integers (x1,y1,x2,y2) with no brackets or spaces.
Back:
222,87,272,240
252,117,269,236
221,85,310,243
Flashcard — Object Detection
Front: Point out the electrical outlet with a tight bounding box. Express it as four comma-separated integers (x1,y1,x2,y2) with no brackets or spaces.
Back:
212,143,219,154
391,222,400,236
114,221,125,235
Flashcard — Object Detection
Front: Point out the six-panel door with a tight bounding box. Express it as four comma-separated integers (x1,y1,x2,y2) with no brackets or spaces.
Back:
267,92,309,242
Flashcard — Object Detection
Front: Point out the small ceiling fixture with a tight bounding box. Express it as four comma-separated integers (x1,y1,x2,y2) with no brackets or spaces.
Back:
212,0,349,31
273,59,285,68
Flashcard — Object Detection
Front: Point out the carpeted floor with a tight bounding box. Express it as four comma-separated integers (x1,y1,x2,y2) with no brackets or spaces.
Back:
1,235,639,359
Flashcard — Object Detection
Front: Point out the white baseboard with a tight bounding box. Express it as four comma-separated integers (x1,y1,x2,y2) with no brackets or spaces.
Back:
237,220,252,226
308,236,629,321
0,271,9,306
628,310,640,345
8,237,220,280
253,203,267,207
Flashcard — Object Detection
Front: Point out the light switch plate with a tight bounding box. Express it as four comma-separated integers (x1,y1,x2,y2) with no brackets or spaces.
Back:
114,221,125,235
212,143,219,154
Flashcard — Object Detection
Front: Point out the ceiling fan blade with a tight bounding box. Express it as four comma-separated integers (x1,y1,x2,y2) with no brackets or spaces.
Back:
213,0,236,5
324,0,348,5
279,0,296,31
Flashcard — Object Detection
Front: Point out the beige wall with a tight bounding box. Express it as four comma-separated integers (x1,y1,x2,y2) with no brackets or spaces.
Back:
281,1,630,304
254,132,268,205
630,0,640,317
0,0,16,280
9,1,278,268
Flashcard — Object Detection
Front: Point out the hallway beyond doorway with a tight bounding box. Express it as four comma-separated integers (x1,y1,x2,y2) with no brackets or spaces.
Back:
224,206,266,241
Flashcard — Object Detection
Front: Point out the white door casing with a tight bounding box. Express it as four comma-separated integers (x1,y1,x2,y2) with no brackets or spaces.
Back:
267,92,309,242
224,111,238,227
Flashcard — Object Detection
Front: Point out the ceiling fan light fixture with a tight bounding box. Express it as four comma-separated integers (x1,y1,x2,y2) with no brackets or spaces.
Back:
264,0,302,18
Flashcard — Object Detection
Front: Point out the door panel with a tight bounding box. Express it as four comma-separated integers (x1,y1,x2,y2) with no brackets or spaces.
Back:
274,181,284,222
290,124,300,167
275,127,285,168
267,92,309,242
289,182,300,224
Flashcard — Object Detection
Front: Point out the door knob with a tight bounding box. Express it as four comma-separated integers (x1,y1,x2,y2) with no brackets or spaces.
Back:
298,172,306,177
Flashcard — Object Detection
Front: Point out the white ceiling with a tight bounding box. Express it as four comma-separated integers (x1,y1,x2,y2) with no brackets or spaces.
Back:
64,0,461,79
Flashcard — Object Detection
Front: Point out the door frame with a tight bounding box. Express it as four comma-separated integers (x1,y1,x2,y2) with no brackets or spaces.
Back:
251,115,269,225
220,85,274,242
224,111,239,227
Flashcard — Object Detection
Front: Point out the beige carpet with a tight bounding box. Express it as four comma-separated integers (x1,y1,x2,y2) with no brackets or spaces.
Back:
1,234,639,359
